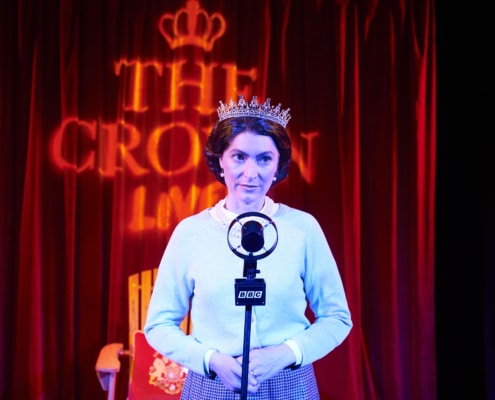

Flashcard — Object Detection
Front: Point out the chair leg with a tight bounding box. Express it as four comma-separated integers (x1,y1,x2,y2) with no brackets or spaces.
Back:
107,373,116,400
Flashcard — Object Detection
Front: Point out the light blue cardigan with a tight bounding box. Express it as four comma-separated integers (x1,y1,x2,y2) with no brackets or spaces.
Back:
145,201,352,375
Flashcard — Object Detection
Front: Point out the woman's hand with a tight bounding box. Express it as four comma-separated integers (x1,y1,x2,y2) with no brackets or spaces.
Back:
237,343,297,387
209,352,260,393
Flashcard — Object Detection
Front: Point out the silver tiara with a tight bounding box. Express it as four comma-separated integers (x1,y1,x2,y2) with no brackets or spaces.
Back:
217,95,291,128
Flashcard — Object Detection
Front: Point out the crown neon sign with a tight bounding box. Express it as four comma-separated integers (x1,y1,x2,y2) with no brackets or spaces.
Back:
159,0,226,51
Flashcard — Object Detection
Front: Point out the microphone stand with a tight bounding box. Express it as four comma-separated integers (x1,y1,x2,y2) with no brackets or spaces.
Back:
238,257,262,400
228,212,277,400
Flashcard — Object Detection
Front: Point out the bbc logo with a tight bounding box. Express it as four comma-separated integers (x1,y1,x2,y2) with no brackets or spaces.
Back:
238,290,263,299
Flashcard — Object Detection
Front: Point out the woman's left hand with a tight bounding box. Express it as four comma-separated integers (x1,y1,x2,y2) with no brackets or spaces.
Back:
237,343,297,385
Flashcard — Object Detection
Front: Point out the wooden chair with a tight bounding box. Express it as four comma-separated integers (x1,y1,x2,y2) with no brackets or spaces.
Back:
95,268,190,400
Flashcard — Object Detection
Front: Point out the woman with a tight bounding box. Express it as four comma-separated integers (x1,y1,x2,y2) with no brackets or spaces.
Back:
145,95,352,399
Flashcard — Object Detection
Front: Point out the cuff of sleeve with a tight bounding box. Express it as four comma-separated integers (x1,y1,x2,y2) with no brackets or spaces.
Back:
203,349,217,377
284,339,302,367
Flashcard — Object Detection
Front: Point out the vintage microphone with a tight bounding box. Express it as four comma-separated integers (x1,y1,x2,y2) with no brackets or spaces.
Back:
227,212,278,400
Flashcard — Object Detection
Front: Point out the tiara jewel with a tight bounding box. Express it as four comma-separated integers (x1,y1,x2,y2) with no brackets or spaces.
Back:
217,95,291,128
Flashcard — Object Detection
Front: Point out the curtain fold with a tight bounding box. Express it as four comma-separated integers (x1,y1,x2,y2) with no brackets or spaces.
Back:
1,1,436,399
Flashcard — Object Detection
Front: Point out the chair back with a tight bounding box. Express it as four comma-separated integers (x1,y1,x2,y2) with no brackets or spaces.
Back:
126,268,190,399
128,268,156,346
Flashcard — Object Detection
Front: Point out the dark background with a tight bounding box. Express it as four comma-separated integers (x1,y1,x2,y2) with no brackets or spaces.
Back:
436,3,494,399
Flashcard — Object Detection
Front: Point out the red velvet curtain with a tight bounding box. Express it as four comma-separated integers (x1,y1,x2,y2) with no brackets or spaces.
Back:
0,0,436,399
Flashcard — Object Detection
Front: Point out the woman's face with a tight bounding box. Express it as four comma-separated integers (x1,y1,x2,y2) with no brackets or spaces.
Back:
219,131,279,213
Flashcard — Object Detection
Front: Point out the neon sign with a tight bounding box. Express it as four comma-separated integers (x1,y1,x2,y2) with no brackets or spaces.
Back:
49,0,319,233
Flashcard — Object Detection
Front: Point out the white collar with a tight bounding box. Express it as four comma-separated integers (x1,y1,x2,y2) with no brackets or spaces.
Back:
209,196,279,228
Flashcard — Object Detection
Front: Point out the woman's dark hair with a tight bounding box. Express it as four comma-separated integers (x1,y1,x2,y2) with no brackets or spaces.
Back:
204,117,291,186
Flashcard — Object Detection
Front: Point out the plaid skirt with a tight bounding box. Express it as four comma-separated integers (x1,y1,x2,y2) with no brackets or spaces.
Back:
180,364,319,400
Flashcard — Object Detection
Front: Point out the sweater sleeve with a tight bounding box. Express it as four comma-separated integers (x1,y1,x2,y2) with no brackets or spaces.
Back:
144,216,212,375
286,211,352,365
